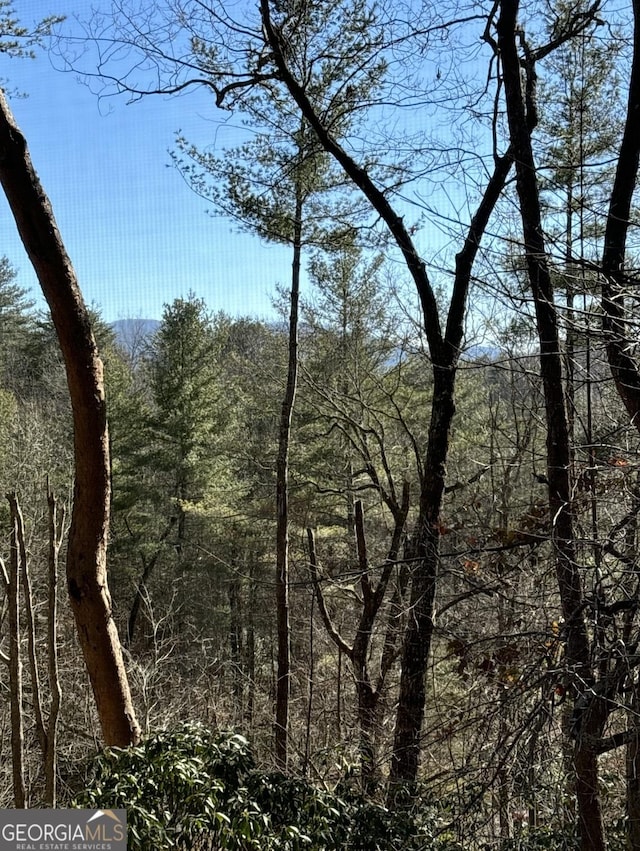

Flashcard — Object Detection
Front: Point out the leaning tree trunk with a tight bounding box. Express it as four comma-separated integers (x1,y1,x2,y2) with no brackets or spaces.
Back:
0,92,140,748
601,0,640,427
497,3,603,848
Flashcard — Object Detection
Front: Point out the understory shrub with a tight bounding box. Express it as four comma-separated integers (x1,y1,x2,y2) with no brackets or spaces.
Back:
75,722,453,850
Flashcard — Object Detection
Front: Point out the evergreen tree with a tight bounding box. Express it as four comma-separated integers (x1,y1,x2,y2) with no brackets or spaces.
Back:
148,295,222,522
173,6,385,767
112,294,226,645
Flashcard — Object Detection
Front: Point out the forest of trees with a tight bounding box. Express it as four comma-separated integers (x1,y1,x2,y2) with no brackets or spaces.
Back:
2,0,640,848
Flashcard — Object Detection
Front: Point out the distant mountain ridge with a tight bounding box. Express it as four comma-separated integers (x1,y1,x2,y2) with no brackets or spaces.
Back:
110,319,504,365
110,318,160,351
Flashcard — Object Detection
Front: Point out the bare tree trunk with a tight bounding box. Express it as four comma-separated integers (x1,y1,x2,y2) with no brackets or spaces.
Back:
628,678,640,850
2,513,25,807
388,366,452,792
354,496,408,793
601,0,640,427
596,15,640,839
497,3,603,847
336,647,343,739
309,492,409,791
10,494,47,760
246,555,256,728
598,10,640,839
45,488,64,807
228,575,244,709
127,516,177,646
0,92,140,747
127,555,154,648
275,182,303,770
2,491,64,806
303,583,315,778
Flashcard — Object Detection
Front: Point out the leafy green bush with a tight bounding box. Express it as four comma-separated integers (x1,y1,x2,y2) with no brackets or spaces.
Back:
76,723,255,849
75,722,454,850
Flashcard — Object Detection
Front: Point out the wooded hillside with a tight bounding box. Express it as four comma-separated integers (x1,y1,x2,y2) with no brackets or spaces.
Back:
1,0,640,848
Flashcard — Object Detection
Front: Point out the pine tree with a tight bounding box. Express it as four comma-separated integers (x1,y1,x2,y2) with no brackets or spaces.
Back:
173,7,385,767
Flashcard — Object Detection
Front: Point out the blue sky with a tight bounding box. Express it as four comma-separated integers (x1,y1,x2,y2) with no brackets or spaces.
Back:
1,1,494,333
0,1,294,322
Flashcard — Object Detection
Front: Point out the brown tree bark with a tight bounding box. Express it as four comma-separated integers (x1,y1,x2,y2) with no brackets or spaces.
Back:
0,92,140,747
9,493,46,759
45,488,64,806
497,3,603,847
2,520,25,807
599,11,640,846
601,0,640,426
